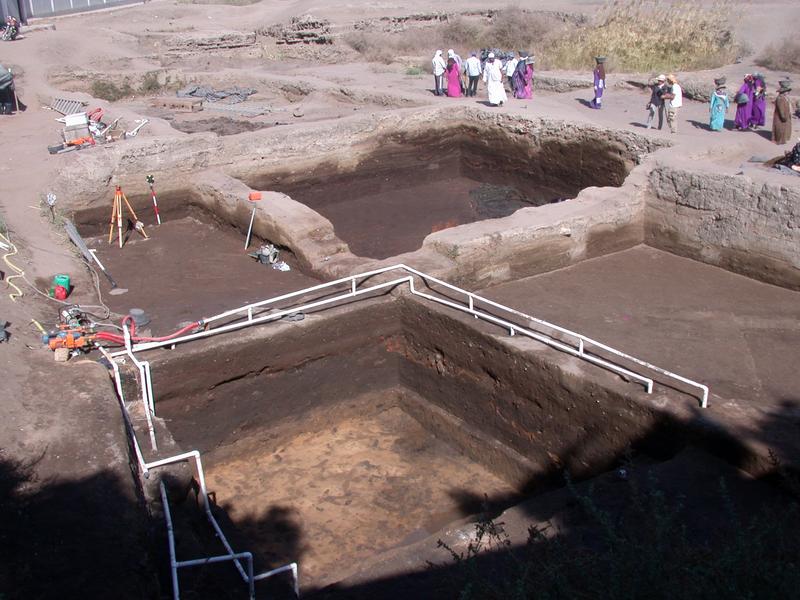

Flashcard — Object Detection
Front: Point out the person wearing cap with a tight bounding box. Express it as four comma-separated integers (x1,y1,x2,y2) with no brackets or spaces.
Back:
773,79,793,145
465,52,482,97
645,74,666,129
482,52,507,107
513,56,535,100
734,74,754,130
750,73,767,129
504,52,518,93
590,56,606,109
432,50,447,96
709,77,729,131
661,74,682,134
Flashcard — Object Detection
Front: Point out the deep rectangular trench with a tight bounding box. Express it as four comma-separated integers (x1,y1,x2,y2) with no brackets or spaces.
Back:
148,295,699,589
239,123,637,259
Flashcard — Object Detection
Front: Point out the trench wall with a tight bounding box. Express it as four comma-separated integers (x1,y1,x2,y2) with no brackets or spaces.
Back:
396,296,675,488
148,298,403,455
145,292,679,490
647,165,800,290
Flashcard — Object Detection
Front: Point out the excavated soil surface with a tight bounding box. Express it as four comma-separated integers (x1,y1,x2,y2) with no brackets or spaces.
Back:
168,117,284,136
205,393,519,588
483,245,800,411
83,214,317,331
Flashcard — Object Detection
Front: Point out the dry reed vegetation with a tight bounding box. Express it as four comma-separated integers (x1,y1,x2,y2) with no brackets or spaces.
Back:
346,1,741,73
757,37,800,73
549,0,741,72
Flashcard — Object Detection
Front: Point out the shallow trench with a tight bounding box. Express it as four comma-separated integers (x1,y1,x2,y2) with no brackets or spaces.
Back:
239,123,636,259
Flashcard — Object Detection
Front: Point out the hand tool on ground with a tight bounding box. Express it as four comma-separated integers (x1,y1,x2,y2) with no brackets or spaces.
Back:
146,174,161,225
125,118,149,137
45,192,57,223
63,219,128,295
108,185,148,248
248,243,279,265
47,135,95,154
244,191,262,250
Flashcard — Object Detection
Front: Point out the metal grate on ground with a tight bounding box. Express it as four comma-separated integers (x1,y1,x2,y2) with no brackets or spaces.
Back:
51,98,88,115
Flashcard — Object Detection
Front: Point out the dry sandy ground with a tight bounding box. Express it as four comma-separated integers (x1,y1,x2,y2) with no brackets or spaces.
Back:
0,0,799,597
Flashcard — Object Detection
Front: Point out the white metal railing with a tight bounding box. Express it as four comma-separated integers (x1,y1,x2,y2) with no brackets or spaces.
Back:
97,347,300,600
109,264,709,408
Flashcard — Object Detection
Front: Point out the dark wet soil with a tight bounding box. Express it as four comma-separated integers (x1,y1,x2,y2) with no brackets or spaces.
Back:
84,214,318,331
281,174,545,259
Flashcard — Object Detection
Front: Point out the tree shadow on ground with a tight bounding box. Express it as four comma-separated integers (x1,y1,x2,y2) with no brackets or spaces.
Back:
0,451,158,600
307,400,800,599
5,392,800,599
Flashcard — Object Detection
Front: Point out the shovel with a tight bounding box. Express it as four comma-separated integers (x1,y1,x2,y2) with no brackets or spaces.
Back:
64,219,128,295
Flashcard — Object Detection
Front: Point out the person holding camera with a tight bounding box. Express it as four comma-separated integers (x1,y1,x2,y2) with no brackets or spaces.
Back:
645,74,666,129
661,74,682,134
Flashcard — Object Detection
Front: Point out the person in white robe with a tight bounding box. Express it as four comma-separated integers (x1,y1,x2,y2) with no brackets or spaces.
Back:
482,52,507,106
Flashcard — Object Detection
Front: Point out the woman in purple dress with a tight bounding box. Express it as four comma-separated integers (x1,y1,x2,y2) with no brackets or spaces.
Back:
513,57,534,99
750,73,767,128
446,57,462,98
591,56,606,109
734,74,754,130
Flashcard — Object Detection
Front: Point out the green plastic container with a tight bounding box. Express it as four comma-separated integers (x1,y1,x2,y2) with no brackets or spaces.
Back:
53,274,71,291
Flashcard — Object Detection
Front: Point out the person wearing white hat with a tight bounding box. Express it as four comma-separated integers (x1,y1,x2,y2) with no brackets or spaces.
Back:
432,50,447,96
482,52,507,107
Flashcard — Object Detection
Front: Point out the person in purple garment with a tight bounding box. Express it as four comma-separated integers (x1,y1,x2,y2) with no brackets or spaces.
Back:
750,73,767,128
513,56,534,99
734,74,754,130
591,56,606,109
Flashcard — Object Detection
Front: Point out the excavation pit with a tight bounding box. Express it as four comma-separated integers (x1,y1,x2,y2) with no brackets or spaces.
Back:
242,122,641,259
148,292,720,593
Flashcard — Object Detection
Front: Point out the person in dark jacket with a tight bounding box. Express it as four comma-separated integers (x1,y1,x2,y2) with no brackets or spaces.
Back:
0,64,15,114
773,79,793,145
645,74,666,129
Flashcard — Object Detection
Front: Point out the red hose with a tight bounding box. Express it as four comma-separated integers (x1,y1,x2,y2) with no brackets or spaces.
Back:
96,316,202,346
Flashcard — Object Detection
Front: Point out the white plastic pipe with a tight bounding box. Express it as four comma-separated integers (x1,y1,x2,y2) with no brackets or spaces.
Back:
109,264,709,406
122,323,158,450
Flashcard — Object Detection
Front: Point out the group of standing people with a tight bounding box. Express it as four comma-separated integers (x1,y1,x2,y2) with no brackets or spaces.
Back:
708,74,793,143
431,49,535,106
728,73,793,144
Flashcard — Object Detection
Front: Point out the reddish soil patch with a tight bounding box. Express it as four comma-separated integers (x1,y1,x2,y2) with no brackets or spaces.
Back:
84,215,318,331
205,392,519,588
